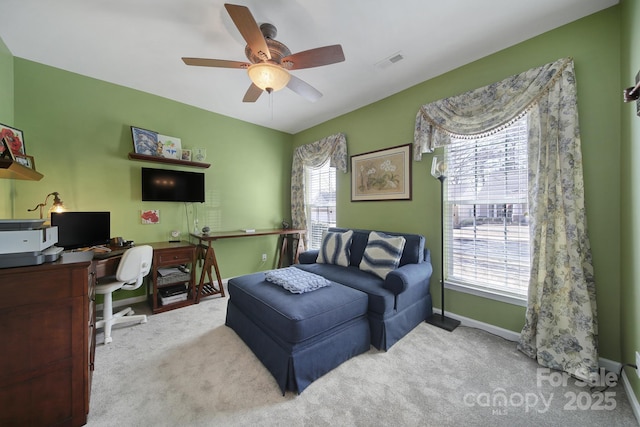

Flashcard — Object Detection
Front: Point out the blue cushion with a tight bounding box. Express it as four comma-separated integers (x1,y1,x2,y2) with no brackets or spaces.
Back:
359,231,406,279
227,272,368,344
317,230,353,267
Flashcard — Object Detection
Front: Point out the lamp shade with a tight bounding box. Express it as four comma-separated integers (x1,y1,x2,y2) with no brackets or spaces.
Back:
247,63,291,92
431,155,447,179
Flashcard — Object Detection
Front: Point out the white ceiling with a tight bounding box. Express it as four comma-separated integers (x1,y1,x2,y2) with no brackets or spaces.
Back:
0,0,618,134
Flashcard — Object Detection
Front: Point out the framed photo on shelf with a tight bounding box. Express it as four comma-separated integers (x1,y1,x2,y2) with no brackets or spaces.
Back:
14,154,35,170
158,134,181,159
131,126,159,156
351,143,412,202
180,149,192,161
0,123,26,156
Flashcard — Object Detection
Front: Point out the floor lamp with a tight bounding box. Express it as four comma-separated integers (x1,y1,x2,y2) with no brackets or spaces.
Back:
426,155,460,332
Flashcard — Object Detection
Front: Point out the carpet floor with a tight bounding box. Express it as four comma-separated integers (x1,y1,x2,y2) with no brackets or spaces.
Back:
88,294,638,426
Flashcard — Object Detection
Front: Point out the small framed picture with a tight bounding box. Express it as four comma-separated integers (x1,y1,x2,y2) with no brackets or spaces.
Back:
14,154,35,170
140,209,160,224
180,149,192,161
0,123,26,156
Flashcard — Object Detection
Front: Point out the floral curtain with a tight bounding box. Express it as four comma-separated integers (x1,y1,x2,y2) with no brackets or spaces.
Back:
291,133,348,247
413,58,599,383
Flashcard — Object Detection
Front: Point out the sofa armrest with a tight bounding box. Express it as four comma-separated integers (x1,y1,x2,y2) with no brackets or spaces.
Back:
298,250,319,264
384,261,433,295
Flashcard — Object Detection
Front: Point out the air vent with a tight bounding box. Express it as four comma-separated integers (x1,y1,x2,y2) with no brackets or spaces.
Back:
374,51,404,70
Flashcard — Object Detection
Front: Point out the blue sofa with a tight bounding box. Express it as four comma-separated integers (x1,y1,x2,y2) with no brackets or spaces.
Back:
295,227,433,350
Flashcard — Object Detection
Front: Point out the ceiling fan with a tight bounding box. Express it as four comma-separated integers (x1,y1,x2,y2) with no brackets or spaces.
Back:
182,3,345,103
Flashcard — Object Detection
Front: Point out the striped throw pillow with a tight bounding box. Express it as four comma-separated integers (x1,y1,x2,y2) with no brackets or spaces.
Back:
359,231,406,279
317,230,353,267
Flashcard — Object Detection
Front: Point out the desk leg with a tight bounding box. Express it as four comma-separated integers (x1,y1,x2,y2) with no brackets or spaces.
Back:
196,244,226,302
293,234,304,264
278,236,289,269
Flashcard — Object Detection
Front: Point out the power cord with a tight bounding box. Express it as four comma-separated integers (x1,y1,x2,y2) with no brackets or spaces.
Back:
590,363,637,393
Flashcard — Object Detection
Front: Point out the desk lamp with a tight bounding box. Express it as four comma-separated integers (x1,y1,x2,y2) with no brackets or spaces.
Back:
28,191,66,219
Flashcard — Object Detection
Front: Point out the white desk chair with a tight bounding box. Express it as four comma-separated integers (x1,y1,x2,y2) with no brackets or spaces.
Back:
96,245,153,344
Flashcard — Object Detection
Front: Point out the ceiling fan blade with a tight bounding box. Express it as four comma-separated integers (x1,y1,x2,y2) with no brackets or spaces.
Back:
282,45,345,70
182,57,249,69
243,83,263,103
224,3,271,61
287,75,322,102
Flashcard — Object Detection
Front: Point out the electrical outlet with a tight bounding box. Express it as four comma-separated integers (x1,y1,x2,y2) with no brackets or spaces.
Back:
636,352,640,378
261,253,267,262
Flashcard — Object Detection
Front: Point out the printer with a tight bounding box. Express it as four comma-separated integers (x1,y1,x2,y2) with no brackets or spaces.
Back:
0,219,63,268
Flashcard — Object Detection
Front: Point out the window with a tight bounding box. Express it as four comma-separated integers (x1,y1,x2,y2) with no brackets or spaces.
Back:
305,160,336,249
444,116,530,303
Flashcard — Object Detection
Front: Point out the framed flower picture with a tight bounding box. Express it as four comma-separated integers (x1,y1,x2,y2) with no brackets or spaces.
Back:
0,123,26,156
351,144,412,201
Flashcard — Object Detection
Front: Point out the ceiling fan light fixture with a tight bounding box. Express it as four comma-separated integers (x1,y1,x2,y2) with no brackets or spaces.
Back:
247,63,290,92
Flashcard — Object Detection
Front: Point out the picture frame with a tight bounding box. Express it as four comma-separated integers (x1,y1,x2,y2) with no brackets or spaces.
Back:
351,143,412,201
0,123,26,156
140,209,160,224
180,149,192,161
158,134,181,159
14,154,35,170
131,126,159,156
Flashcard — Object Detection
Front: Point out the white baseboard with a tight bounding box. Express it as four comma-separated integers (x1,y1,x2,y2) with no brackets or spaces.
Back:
432,308,520,342
436,308,640,424
433,308,631,375
622,370,640,423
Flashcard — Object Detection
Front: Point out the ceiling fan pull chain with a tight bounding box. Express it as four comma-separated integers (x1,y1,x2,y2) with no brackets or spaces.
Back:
269,90,274,121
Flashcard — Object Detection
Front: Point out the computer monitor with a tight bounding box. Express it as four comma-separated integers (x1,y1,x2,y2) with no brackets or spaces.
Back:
51,211,111,250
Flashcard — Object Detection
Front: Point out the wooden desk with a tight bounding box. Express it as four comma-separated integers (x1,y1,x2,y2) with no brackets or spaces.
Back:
190,229,306,302
92,241,197,314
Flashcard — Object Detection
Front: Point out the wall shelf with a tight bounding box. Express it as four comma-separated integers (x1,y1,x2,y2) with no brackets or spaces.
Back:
0,159,44,180
128,153,210,169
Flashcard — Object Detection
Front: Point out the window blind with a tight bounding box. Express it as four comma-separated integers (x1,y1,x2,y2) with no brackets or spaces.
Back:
444,116,530,298
305,161,337,250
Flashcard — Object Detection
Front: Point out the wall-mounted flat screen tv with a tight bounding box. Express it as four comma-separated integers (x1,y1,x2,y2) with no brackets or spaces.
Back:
51,211,111,250
141,167,205,202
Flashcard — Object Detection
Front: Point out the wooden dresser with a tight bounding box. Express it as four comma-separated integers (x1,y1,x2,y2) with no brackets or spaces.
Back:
0,252,96,427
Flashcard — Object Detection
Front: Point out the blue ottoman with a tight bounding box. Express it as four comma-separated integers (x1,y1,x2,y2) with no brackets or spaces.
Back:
225,272,370,394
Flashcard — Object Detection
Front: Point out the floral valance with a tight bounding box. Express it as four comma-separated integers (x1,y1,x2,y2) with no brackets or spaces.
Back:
291,133,347,243
413,57,573,160
292,132,348,173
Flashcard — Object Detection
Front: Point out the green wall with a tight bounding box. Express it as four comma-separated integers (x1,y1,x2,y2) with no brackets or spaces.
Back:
11,59,293,283
293,7,622,361
0,37,14,218
2,3,636,399
620,0,640,400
